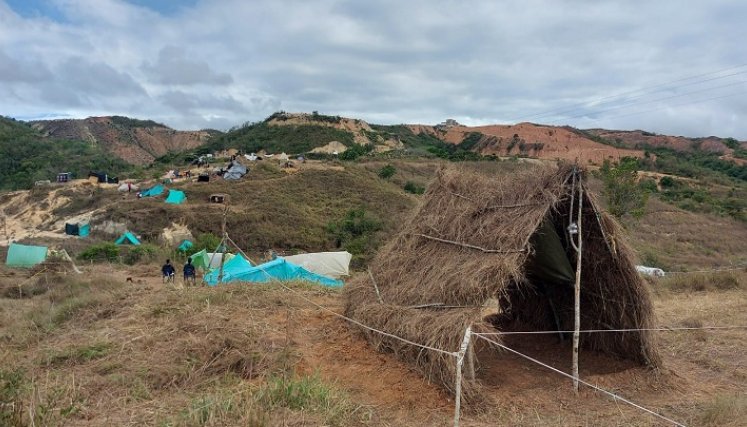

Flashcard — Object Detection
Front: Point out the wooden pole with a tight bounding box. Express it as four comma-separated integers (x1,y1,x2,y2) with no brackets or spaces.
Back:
572,182,584,393
218,205,228,283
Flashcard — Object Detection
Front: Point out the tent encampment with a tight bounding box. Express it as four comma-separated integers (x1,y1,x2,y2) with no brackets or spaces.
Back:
165,189,186,204
139,184,165,198
65,222,90,237
223,162,247,180
343,164,662,399
282,251,352,279
6,243,48,268
178,240,194,253
115,232,141,245
204,256,342,287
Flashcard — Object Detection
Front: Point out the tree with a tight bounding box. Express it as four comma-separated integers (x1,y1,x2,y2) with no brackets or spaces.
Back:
598,157,648,219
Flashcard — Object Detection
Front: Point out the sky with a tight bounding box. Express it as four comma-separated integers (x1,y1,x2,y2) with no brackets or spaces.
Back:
1,0,746,138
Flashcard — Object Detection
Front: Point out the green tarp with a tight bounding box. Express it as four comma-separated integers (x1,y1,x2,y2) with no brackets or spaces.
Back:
189,249,229,271
525,219,575,286
177,240,193,252
140,184,165,198
115,232,141,245
165,189,186,204
6,243,48,268
204,256,343,288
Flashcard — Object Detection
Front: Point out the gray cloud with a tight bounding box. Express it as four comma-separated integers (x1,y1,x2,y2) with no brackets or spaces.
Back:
0,0,746,138
0,50,53,83
142,45,233,86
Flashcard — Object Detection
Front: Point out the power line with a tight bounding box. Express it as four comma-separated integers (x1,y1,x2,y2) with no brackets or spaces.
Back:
548,79,747,123
511,63,747,122
524,69,747,123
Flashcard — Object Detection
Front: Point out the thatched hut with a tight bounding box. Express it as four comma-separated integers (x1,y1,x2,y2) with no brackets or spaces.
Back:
344,163,660,402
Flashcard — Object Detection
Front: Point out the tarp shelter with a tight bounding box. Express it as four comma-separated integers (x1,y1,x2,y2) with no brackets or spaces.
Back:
189,249,233,271
278,152,289,161
65,222,90,237
204,257,343,288
178,240,194,252
198,174,210,182
88,171,118,184
115,232,141,245
6,243,48,268
223,162,247,180
57,172,72,183
282,251,352,279
165,189,186,204
139,184,165,198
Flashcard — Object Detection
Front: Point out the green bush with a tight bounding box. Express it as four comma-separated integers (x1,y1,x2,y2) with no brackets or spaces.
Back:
378,164,396,179
326,208,382,258
78,243,120,262
597,158,649,219
403,181,425,194
186,233,223,257
123,244,158,265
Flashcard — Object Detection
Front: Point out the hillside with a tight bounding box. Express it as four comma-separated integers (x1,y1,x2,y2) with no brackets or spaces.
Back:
31,116,217,165
208,112,403,156
0,116,131,191
586,128,747,156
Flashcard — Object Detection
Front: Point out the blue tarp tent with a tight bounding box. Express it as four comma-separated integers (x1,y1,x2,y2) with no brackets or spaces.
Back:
204,257,342,288
165,189,186,204
177,240,193,252
139,184,165,198
115,232,141,245
65,222,90,238
6,243,48,268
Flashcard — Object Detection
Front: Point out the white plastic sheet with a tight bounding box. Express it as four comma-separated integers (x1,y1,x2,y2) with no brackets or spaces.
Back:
282,251,352,279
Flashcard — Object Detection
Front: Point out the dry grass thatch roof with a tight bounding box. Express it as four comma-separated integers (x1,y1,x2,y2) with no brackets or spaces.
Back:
344,163,661,403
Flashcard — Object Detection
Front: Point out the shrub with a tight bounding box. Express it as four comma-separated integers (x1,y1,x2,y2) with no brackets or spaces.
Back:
403,181,425,194
326,208,382,258
659,271,742,293
78,243,119,262
377,164,396,179
123,244,158,265
187,233,223,257
597,158,649,219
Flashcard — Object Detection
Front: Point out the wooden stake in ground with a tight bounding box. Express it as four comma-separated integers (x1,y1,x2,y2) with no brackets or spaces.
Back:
572,181,584,393
218,204,228,283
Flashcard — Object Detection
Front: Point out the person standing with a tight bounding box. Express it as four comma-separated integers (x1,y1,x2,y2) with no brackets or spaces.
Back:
183,258,196,286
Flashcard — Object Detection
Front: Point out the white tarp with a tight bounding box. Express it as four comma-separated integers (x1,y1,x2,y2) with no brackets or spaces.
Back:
636,265,666,277
282,251,352,279
207,252,234,269
117,183,139,192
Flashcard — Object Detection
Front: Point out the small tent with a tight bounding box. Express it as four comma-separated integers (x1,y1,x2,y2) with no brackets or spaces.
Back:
6,243,48,268
57,172,72,183
115,232,141,245
65,222,90,238
165,189,186,204
282,251,352,279
117,182,139,192
177,240,194,253
139,184,165,198
204,257,342,287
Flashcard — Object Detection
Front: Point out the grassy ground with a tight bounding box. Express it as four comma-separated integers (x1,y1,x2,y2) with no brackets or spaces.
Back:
0,268,745,426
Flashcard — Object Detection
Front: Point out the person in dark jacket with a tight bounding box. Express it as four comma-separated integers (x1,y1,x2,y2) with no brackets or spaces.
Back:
162,259,175,283
183,258,196,286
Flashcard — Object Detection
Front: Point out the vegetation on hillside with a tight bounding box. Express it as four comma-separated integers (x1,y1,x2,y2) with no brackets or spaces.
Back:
109,116,167,129
209,120,355,154
0,116,131,191
597,158,649,219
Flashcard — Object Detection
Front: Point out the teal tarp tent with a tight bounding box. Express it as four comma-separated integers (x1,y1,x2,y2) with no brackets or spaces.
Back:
204,257,342,288
178,240,193,252
6,243,48,268
115,232,141,245
78,223,90,237
165,190,186,204
140,184,165,198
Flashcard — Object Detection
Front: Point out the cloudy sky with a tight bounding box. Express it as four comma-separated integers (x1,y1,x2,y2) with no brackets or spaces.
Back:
1,0,746,138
